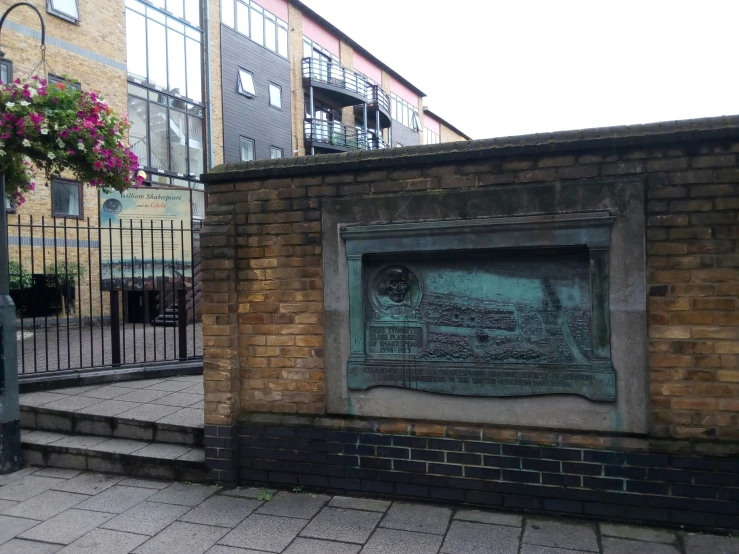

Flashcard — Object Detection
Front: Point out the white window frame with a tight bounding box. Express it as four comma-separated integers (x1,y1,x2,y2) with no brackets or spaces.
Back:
268,82,282,109
240,136,255,161
47,0,80,23
238,68,256,97
270,146,283,159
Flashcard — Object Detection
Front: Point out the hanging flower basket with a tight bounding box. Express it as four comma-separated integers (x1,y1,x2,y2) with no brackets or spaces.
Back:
0,76,145,205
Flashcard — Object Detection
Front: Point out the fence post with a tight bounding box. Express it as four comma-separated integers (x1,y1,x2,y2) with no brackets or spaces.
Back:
177,288,187,360
110,290,121,366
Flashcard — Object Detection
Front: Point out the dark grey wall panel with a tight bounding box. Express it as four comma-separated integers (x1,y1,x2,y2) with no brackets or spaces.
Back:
221,26,292,162
391,121,420,147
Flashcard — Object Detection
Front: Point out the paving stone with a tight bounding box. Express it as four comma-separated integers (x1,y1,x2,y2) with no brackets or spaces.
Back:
0,476,66,501
0,499,17,512
602,537,679,554
92,439,149,455
361,528,442,554
683,533,739,554
75,485,156,514
441,521,521,554
148,381,196,392
255,491,329,519
219,488,272,499
22,432,70,446
75,400,141,417
380,502,452,535
102,501,190,535
3,490,89,520
0,515,40,544
301,507,382,544
179,496,262,528
77,385,133,400
32,469,82,480
180,385,203,395
112,379,166,389
220,515,307,552
151,393,202,407
454,509,522,527
523,519,599,552
51,435,110,450
600,523,676,544
519,546,584,554
147,483,219,507
19,509,113,545
117,404,181,422
0,539,62,554
54,386,104,396
134,521,228,554
205,547,274,554
177,449,205,462
19,392,69,407
52,473,124,495
118,478,171,490
0,467,37,486
157,408,204,427
329,497,390,512
57,529,148,554
115,389,171,404
43,396,101,412
134,444,193,459
285,538,361,554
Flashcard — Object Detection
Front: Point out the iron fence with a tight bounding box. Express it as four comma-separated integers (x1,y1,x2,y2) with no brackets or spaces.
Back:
8,215,203,376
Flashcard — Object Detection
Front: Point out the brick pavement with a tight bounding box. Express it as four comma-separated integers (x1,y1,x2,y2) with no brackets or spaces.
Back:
0,468,737,553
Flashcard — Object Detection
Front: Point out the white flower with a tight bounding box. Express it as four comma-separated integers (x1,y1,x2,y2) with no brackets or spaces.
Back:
0,150,5,157
19,100,30,107
47,152,56,160
5,102,14,108
22,139,30,147
28,88,37,98
0,142,4,148
40,127,48,135
77,142,85,151
57,138,64,148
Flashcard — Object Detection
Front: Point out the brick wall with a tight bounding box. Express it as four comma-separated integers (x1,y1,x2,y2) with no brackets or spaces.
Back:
203,135,739,450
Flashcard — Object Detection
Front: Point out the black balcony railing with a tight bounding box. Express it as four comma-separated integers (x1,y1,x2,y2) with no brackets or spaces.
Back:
302,57,369,99
364,84,390,114
304,120,389,152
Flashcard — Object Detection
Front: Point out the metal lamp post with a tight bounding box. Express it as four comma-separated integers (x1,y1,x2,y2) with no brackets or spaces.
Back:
0,2,46,474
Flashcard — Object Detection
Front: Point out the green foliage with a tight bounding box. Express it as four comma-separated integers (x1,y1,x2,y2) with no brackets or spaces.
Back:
8,261,32,290
292,486,302,493
46,261,86,287
256,489,274,501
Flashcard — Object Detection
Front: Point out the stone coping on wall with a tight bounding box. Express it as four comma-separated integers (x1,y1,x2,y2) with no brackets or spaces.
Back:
236,413,739,458
200,114,739,182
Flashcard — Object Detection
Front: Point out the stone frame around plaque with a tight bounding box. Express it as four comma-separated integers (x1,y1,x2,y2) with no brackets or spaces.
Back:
342,212,617,401
322,179,647,433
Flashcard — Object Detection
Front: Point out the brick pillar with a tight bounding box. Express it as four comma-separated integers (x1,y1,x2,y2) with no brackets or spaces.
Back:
201,201,240,484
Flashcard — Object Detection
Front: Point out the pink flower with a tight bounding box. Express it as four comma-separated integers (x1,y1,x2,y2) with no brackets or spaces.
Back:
59,129,69,138
93,161,103,170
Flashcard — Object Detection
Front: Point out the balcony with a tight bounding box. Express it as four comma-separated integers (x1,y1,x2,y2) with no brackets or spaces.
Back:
302,57,369,107
354,84,391,129
304,120,389,153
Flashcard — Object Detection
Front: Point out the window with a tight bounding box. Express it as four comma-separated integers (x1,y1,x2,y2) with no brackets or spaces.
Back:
51,179,82,218
268,83,281,109
5,195,15,213
125,0,203,102
221,0,288,59
424,127,440,145
238,69,256,97
0,59,12,84
127,83,205,179
240,137,255,161
391,93,420,131
47,0,79,23
48,74,81,91
270,146,283,159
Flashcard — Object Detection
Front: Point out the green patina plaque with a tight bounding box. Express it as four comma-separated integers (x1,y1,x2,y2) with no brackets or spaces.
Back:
343,214,617,401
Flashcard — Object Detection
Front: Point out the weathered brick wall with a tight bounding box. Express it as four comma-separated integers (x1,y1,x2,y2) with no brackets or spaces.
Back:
203,136,739,448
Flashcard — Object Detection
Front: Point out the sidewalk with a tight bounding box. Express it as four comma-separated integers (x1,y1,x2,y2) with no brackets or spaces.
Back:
1,468,736,553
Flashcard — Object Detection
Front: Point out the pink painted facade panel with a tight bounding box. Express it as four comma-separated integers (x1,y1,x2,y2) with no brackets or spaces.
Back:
353,52,382,83
423,113,441,134
389,75,419,106
255,0,288,21
302,16,340,56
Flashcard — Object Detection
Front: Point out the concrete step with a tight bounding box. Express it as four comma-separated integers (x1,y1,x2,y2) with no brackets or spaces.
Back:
22,429,206,482
21,405,203,447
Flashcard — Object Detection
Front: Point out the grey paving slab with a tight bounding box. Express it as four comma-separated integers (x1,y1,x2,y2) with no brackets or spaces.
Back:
32,469,82,480
19,392,69,407
301,507,382,544
0,476,66,502
50,435,110,450
205,547,268,554
150,393,202,407
600,523,676,544
157,408,204,427
255,491,329,519
683,533,739,554
134,444,194,460
519,546,585,554
523,519,599,552
113,379,167,389
19,509,113,545
52,473,124,495
181,385,203,394
75,485,157,514
220,515,307,553
177,449,205,462
285,538,361,554
219,488,272,499
43,396,101,412
0,539,62,554
93,439,150,455
77,385,134,400
57,529,148,554
441,521,521,554
0,515,40,545
75,400,141,417
0,467,38,486
329,497,390,512
134,522,228,554
168,376,203,383
118,478,171,490
453,509,522,527
3,490,90,521
0,499,17,512
117,403,181,422
180,496,262,528
380,502,452,535
115,389,171,404
148,381,196,392
53,386,103,396
102,501,190,536
21,431,69,446
361,528,442,554
602,537,680,554
147,483,220,507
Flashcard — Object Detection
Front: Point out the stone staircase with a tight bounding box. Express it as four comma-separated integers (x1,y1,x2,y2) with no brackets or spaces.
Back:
18,376,205,481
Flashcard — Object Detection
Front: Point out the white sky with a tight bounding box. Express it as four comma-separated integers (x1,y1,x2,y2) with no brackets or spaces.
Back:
300,0,739,140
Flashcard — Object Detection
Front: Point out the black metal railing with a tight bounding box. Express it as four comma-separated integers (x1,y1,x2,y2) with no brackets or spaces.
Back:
9,216,203,376
363,84,390,115
302,57,370,100
304,120,390,151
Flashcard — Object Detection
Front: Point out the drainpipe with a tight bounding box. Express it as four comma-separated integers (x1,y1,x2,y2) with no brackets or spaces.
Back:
204,0,214,170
